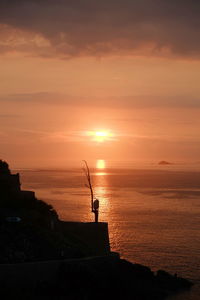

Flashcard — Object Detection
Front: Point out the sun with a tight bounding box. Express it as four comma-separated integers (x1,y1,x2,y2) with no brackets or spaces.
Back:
86,130,113,142
95,131,107,137
94,131,108,142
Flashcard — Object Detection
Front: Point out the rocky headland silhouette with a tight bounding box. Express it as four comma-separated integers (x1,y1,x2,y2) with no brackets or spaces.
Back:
0,160,192,299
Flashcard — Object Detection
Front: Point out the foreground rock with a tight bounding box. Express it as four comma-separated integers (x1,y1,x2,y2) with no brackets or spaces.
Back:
52,259,192,300
0,256,192,300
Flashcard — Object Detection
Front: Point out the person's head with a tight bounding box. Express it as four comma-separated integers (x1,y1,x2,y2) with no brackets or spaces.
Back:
93,199,99,210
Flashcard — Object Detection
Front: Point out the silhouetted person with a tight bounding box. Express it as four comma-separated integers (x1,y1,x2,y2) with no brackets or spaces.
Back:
93,199,99,223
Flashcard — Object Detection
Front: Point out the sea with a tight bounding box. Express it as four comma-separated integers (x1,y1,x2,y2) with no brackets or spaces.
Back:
15,161,200,299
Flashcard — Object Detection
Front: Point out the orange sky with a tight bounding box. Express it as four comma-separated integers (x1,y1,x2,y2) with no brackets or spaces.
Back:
0,1,200,168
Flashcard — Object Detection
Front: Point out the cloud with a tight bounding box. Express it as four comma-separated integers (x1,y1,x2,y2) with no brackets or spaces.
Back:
0,1,200,58
0,92,200,109
0,114,20,118
0,92,64,103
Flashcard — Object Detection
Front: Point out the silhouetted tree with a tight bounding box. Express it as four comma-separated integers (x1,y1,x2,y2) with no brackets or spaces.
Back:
82,160,99,223
82,160,94,212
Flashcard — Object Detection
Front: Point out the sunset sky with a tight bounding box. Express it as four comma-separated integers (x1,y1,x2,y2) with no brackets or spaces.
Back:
0,1,200,167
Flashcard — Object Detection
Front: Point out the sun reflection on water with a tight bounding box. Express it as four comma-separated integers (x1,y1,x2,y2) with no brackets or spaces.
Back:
94,160,110,221
95,159,107,176
96,159,106,169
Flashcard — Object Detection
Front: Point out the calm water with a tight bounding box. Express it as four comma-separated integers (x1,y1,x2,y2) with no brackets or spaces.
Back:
15,163,200,299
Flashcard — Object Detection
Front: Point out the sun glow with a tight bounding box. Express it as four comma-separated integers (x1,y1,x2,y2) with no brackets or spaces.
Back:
86,130,113,142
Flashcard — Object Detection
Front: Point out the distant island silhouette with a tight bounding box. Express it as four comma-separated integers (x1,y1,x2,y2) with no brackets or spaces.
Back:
158,160,173,165
0,160,192,299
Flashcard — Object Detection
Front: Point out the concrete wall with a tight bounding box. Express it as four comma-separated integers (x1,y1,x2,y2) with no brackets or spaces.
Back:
61,221,110,256
0,221,112,296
